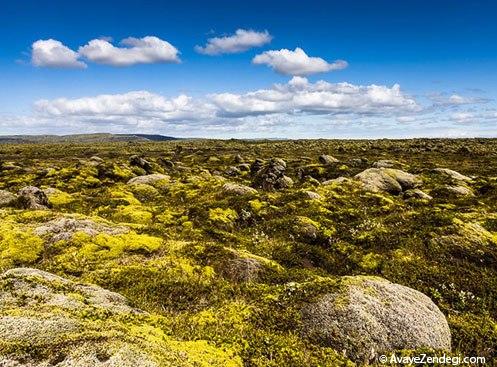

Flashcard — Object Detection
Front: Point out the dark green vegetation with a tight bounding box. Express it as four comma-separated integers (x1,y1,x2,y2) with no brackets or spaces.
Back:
1,138,497,366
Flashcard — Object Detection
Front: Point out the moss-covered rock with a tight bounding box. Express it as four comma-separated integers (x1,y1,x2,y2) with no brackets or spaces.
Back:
301,276,451,363
0,268,243,367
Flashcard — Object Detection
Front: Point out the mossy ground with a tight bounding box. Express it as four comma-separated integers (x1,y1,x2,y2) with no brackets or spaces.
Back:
1,138,497,365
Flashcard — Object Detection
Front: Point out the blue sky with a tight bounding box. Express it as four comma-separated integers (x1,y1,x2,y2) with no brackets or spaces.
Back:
1,0,497,138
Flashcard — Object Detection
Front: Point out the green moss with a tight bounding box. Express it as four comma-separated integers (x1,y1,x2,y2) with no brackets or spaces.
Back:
113,205,154,224
0,222,44,270
45,190,75,206
209,208,238,225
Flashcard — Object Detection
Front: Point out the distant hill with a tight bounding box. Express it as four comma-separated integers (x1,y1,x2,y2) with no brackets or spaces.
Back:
0,133,180,144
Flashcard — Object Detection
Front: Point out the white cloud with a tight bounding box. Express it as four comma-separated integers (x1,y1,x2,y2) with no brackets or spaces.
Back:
252,47,348,76
78,36,180,66
210,77,418,116
31,39,86,68
195,29,272,55
35,77,421,126
34,91,213,123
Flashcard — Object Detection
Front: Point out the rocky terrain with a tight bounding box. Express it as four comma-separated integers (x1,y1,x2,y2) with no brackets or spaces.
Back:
0,138,496,366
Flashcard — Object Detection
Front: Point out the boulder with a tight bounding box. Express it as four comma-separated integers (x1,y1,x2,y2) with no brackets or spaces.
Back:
436,185,474,198
322,177,349,185
222,183,257,196
355,168,421,194
432,168,472,182
301,276,451,363
384,168,422,190
252,158,292,191
237,163,251,172
303,191,322,200
318,154,339,165
221,257,263,283
403,189,433,200
0,190,17,207
249,158,265,175
225,166,242,176
372,160,399,168
0,268,139,316
16,186,50,210
129,155,152,173
127,173,169,186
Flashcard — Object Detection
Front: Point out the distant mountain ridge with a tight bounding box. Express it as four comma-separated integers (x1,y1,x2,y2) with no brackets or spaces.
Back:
0,133,180,144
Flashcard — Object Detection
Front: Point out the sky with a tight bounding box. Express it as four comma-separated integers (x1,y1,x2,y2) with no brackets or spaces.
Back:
1,0,497,138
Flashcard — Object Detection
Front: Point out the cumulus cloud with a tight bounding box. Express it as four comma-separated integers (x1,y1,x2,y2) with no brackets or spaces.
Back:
78,36,180,66
34,91,213,123
210,76,418,117
31,39,86,68
195,29,272,55
252,48,348,76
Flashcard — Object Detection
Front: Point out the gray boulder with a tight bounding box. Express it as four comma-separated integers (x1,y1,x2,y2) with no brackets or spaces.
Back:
127,173,169,186
318,154,339,165
301,276,451,363
437,185,474,198
372,160,399,168
403,189,433,200
355,168,421,194
222,183,257,196
16,186,50,210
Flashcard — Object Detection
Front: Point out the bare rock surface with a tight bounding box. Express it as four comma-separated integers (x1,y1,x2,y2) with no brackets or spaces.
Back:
301,276,451,363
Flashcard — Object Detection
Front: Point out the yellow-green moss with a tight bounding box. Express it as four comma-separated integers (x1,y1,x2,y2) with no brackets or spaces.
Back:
0,222,43,269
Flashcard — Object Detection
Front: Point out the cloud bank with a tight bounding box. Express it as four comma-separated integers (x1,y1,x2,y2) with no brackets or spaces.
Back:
29,77,418,134
195,29,272,55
